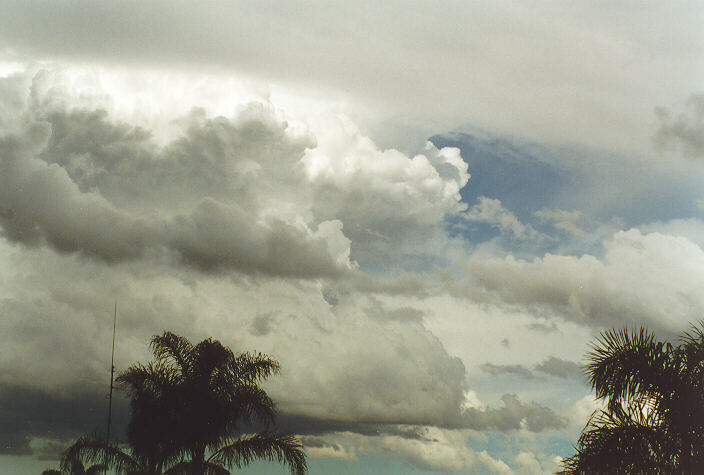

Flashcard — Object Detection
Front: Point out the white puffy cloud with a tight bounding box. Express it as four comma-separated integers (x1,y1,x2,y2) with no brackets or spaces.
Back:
462,197,542,241
345,427,511,474
305,114,469,266
535,208,585,236
461,229,704,333
514,451,562,475
0,67,470,277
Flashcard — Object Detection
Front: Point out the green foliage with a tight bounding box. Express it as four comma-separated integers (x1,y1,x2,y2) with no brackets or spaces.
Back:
560,323,704,473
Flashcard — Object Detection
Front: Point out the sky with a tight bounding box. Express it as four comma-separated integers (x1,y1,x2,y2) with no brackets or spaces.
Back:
0,1,703,473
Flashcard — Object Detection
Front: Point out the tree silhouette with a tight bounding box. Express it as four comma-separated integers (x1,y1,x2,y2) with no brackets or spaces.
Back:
116,331,306,475
43,441,108,474
560,324,704,473
61,432,182,474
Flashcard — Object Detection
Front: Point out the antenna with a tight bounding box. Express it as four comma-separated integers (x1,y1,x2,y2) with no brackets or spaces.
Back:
105,301,117,473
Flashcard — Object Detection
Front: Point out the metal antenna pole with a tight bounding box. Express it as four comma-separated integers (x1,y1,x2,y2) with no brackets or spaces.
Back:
105,301,117,473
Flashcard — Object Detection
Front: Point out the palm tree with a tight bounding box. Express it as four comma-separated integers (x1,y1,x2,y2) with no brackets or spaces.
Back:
61,432,183,475
42,439,108,474
116,331,306,475
560,324,704,473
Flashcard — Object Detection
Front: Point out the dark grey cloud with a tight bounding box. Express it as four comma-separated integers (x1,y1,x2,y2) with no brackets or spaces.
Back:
298,436,330,448
526,321,559,333
655,95,704,158
479,357,582,382
480,363,537,380
463,394,566,432
534,356,582,380
275,414,419,439
0,384,129,458
0,72,352,279
249,312,275,336
277,396,564,435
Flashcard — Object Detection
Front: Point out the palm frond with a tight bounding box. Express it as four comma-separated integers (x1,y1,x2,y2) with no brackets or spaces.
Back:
562,323,704,473
84,464,108,475
116,362,178,397
561,408,675,473
230,352,281,384
586,327,672,409
679,321,704,383
61,433,142,473
210,433,307,475
228,384,277,427
150,331,195,373
193,338,235,378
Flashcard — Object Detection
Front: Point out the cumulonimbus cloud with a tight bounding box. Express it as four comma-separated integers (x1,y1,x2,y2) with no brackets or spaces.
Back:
0,68,469,278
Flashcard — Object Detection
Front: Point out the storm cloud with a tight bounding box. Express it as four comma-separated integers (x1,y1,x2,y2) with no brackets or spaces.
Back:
0,69,469,278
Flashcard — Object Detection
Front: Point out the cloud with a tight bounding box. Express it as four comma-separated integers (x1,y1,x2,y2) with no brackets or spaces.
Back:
249,312,275,337
265,301,468,428
0,1,701,153
305,115,469,267
568,395,606,432
480,363,537,380
345,427,511,473
514,450,562,475
0,383,129,457
0,68,471,277
462,394,566,432
535,208,585,236
300,438,358,462
461,229,704,333
0,68,486,471
480,356,581,381
525,321,559,333
655,95,704,158
462,196,542,241
0,77,351,278
0,240,472,446
534,356,582,380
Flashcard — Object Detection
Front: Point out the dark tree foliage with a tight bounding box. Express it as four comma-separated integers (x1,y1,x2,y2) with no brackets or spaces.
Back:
61,432,177,474
43,439,108,474
61,332,306,474
117,331,307,475
560,324,704,473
